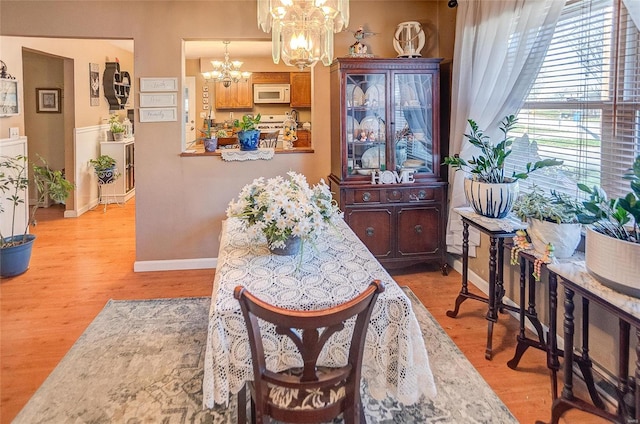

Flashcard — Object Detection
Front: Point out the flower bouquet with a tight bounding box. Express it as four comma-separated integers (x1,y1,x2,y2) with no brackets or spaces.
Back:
226,171,342,254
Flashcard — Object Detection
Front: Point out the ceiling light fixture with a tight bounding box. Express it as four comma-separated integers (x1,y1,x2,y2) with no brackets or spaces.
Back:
257,0,349,70
202,41,251,88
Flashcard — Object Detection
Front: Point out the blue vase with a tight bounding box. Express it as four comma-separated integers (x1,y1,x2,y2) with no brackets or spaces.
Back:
204,137,218,152
1,234,36,277
237,130,260,151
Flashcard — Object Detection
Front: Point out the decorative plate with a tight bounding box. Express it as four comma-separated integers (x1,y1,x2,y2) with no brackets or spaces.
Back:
347,84,366,107
359,116,379,134
361,145,385,169
365,84,384,106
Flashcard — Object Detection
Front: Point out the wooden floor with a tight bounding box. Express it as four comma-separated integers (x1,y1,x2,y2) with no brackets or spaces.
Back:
0,199,609,423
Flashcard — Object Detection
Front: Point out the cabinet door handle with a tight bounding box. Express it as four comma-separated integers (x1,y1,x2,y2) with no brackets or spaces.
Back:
414,225,423,234
362,192,371,202
418,190,427,199
365,227,375,237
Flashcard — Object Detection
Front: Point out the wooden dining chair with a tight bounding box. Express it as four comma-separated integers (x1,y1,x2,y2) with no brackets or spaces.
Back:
233,280,385,424
259,130,279,148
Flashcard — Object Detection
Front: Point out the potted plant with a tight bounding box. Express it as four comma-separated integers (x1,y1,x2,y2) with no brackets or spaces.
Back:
226,171,341,257
444,115,563,218
562,156,640,297
233,113,261,151
511,185,583,258
108,114,126,141
89,154,119,184
1,154,73,277
198,119,218,152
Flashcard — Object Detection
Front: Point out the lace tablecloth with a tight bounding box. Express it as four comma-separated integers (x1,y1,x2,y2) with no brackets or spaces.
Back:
203,218,436,408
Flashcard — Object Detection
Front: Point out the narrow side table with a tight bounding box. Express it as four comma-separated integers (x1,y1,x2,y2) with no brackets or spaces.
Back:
446,207,527,360
542,262,639,424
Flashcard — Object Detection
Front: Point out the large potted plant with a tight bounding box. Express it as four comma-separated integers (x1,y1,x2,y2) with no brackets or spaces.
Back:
511,186,583,258
234,114,261,151
89,154,119,184
444,115,563,218
0,154,73,277
565,156,640,297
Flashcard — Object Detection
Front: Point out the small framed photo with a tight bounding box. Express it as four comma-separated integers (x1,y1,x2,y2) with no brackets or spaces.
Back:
202,91,209,98
36,88,61,113
202,98,209,104
202,85,209,92
203,104,210,110
0,78,19,116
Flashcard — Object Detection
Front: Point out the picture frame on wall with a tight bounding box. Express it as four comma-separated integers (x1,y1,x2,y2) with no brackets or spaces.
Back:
0,78,19,116
36,88,61,113
89,63,100,107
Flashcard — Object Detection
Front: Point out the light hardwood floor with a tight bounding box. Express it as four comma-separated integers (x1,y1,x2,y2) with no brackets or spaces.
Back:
1,200,609,423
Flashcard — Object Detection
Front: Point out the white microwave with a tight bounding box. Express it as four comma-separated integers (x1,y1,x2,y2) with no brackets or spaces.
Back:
253,84,291,104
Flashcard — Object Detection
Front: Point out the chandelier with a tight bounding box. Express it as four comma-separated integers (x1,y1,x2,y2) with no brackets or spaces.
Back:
202,41,251,88
257,0,349,69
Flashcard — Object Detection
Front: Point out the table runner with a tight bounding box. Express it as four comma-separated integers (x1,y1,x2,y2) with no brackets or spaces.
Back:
203,217,436,408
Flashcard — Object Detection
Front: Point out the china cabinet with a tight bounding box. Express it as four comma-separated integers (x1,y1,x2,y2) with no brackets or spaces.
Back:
328,58,447,271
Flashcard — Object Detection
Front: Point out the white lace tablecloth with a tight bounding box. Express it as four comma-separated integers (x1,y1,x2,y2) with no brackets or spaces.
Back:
203,218,436,408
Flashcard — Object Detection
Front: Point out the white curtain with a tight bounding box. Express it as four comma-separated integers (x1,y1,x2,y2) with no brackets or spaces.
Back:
446,0,565,255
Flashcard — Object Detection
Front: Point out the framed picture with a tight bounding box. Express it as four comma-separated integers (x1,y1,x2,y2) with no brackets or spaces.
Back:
0,78,19,116
139,92,178,107
36,88,61,113
89,63,99,107
139,77,178,92
139,107,177,122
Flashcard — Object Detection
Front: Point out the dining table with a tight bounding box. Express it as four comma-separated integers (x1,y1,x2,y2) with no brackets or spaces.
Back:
203,217,437,409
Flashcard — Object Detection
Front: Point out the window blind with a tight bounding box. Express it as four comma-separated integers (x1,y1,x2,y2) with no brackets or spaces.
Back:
510,0,639,200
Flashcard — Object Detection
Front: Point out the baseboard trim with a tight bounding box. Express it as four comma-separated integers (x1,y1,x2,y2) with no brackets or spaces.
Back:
133,258,217,272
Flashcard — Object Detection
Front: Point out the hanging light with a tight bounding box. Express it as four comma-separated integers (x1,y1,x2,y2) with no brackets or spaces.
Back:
257,0,349,69
202,41,252,88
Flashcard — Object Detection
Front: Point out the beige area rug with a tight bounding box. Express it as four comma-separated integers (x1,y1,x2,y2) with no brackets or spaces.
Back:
13,289,517,423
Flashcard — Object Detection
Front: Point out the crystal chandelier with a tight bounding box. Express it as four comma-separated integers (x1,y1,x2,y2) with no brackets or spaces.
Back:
257,0,349,69
202,41,251,88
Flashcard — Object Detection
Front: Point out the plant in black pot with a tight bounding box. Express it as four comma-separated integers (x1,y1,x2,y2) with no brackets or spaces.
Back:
443,115,563,218
89,154,119,184
234,113,261,151
1,154,73,277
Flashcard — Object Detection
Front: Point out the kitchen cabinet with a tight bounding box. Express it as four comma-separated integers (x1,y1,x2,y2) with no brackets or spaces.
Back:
252,72,289,84
103,62,131,111
290,72,311,107
328,58,447,271
293,129,311,147
100,139,135,203
215,77,252,109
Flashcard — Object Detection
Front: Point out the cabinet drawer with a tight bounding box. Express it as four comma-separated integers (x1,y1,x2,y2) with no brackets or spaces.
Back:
409,187,441,202
351,189,381,204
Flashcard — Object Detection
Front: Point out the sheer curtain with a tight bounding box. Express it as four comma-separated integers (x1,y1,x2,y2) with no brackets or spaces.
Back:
446,0,565,255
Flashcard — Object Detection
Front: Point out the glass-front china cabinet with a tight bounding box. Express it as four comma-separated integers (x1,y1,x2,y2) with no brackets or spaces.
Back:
329,58,447,271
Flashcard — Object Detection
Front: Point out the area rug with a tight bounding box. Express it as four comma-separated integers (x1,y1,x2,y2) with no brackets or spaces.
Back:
13,290,517,423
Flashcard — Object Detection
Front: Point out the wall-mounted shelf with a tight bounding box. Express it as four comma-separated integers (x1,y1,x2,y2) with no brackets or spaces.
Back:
103,62,131,111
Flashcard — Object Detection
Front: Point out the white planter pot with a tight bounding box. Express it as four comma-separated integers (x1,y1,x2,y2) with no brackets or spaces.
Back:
463,178,519,219
527,218,581,259
585,226,640,298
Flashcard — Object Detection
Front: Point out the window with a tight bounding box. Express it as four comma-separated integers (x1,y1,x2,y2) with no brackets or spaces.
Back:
510,0,639,200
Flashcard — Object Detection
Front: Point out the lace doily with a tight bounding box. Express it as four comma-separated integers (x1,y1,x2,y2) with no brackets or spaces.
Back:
220,148,274,161
203,218,436,408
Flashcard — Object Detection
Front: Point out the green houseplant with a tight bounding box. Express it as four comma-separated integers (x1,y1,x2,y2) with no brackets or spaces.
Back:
443,115,563,218
511,186,583,258
234,113,261,151
558,155,640,297
108,114,126,141
198,119,218,152
1,154,73,277
89,154,119,184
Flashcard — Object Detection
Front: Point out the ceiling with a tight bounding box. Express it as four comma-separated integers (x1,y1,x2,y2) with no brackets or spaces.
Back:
108,40,273,59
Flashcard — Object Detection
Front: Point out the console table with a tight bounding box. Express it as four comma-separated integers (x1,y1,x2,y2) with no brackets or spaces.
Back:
446,207,527,360
546,261,639,424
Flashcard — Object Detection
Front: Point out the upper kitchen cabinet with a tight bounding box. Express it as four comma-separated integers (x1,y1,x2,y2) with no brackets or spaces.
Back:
103,62,131,111
252,72,289,84
290,72,311,108
215,77,252,109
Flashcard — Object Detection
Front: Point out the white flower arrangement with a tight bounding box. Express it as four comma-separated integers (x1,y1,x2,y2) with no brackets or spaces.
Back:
226,171,342,250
